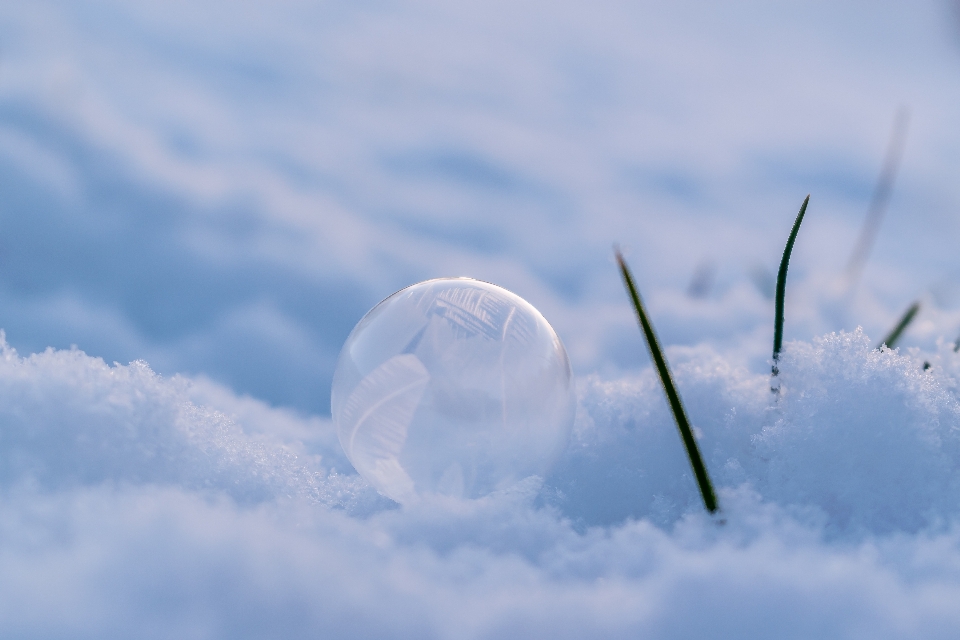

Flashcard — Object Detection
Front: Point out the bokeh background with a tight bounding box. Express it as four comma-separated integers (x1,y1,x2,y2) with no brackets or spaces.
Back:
4,0,960,415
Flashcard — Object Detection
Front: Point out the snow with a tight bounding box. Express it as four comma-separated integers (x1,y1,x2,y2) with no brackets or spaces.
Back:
3,328,960,636
3,0,960,636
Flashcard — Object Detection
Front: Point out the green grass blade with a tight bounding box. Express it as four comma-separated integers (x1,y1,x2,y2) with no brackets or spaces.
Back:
615,249,719,514
877,301,920,350
772,195,810,390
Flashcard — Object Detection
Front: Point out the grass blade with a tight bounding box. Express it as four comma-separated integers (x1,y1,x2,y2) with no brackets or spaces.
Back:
842,107,909,293
772,195,810,392
686,259,716,299
615,248,719,514
877,301,920,350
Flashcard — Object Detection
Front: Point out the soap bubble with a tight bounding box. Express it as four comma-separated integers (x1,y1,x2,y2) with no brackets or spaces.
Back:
331,278,575,504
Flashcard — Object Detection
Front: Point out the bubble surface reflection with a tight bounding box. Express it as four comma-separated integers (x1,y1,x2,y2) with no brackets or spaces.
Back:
331,278,575,504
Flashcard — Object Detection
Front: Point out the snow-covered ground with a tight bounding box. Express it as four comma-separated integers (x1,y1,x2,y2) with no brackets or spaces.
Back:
2,0,960,636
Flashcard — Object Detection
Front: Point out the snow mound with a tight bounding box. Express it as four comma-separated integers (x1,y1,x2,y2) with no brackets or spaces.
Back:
554,328,960,536
4,331,960,637
4,327,960,537
0,333,383,511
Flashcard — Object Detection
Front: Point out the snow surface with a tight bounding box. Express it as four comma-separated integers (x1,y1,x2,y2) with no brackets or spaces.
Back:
4,331,960,637
3,0,960,636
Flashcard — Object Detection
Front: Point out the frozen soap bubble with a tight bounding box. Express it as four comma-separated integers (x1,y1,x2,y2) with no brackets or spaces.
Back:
331,278,575,504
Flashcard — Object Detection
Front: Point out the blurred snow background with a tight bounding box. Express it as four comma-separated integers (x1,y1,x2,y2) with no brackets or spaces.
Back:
3,0,960,636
